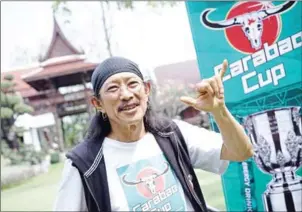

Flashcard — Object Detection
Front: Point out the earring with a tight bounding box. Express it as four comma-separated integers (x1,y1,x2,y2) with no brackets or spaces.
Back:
101,112,107,120
147,101,151,110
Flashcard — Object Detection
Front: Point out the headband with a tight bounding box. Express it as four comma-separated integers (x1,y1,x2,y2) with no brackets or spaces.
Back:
91,57,144,96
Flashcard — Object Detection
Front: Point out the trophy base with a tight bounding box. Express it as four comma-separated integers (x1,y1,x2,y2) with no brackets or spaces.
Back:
263,178,302,212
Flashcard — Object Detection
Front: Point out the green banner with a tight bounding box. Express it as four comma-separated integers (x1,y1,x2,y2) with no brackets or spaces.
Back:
186,1,302,211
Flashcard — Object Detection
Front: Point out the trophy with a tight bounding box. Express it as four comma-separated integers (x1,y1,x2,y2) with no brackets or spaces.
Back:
243,106,302,212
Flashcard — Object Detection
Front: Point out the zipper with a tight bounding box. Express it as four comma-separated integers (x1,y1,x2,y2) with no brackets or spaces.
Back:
176,144,204,211
188,174,194,189
84,176,101,212
178,157,203,207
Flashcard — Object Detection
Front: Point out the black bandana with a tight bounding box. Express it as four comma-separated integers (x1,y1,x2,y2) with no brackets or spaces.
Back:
91,57,144,96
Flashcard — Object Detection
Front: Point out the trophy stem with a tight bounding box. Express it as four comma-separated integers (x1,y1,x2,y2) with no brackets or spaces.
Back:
272,171,300,185
264,170,302,212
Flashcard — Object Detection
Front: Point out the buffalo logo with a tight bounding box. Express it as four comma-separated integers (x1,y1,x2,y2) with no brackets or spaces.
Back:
122,162,169,198
200,1,297,54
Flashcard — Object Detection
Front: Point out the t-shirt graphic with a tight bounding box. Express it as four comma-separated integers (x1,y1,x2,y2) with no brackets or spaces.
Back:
117,153,186,211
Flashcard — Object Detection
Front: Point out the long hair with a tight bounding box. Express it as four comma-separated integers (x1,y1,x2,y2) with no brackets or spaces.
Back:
85,100,174,142
85,79,178,141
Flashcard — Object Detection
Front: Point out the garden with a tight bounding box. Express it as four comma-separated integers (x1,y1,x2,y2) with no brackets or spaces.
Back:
1,161,226,211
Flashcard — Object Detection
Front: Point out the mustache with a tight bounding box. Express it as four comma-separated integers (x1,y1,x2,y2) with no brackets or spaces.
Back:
118,101,140,112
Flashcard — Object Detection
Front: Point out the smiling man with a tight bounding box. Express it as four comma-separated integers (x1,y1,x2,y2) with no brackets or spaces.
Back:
53,56,253,212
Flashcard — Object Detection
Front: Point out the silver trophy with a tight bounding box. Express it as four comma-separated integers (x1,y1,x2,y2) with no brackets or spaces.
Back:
243,106,302,212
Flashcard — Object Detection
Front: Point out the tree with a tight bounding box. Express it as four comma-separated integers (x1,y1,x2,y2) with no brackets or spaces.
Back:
152,80,195,119
53,0,178,57
152,80,211,128
100,1,113,56
62,112,89,148
1,74,33,150
6,45,42,69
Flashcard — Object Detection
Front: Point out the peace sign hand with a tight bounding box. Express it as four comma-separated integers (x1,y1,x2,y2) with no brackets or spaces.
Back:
180,59,228,113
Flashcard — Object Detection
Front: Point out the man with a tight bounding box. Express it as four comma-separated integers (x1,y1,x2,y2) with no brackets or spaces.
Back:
53,57,253,211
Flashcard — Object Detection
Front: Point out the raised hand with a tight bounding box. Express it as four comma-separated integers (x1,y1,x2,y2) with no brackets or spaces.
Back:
180,59,228,113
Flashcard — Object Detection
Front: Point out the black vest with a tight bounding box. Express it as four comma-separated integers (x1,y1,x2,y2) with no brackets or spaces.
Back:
66,121,208,212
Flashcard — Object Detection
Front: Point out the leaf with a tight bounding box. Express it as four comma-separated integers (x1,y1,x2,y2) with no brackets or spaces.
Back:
1,81,14,91
14,104,34,114
62,6,71,15
1,75,34,151
116,0,178,10
146,1,158,8
52,1,60,13
1,92,7,104
52,0,68,13
0,107,14,119
6,94,22,106
4,74,14,81
147,1,178,8
124,0,134,9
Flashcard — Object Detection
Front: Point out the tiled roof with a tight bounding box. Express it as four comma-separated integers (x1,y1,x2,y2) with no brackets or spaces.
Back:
1,66,40,97
23,57,98,82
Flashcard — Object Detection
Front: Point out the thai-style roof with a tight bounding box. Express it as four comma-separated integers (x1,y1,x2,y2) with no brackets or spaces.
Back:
19,16,98,92
40,16,83,62
23,55,98,91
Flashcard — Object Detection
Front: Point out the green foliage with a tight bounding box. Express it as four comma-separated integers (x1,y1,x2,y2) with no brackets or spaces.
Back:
14,126,26,137
9,153,23,165
1,92,6,104
1,140,12,158
14,103,34,114
52,0,69,13
1,75,16,93
1,80,15,91
27,151,46,165
1,74,34,150
53,0,178,11
52,0,61,12
1,76,33,115
5,94,22,106
116,0,178,10
4,74,14,81
0,107,14,119
63,113,89,148
118,0,134,9
50,152,60,164
1,141,47,166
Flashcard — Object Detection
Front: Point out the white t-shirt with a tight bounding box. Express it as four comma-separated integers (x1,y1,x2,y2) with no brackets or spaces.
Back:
53,120,229,211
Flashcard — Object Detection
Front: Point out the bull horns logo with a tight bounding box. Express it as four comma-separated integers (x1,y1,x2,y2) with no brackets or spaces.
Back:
122,162,169,195
200,1,297,50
